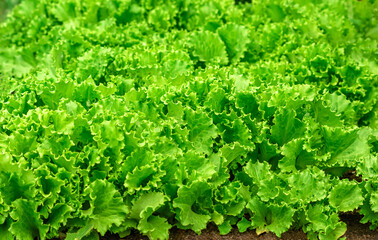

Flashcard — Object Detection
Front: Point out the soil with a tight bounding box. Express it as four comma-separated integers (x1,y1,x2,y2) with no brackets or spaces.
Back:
341,170,362,183
101,213,377,240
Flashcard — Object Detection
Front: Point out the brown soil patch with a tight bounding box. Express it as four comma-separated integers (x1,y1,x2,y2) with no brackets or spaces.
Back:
341,170,362,183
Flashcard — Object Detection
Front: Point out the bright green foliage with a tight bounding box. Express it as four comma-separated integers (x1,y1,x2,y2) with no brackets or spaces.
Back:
246,197,295,237
173,181,212,233
218,23,250,64
0,0,377,240
190,31,228,65
328,181,364,212
9,199,49,240
83,180,129,235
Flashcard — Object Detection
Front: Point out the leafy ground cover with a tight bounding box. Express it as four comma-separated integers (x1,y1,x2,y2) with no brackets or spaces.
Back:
0,0,377,240
112,213,378,240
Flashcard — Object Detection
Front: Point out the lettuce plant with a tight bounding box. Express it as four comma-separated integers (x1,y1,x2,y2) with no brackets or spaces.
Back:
0,0,377,240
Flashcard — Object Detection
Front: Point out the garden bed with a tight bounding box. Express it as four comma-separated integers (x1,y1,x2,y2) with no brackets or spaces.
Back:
1,1,377,240
96,214,377,240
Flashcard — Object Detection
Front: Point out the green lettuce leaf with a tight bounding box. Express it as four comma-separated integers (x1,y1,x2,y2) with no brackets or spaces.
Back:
173,181,213,233
328,181,364,212
218,23,250,63
9,199,49,240
246,197,295,237
83,180,128,235
190,31,228,65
